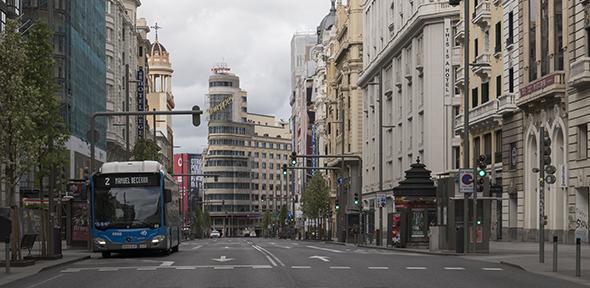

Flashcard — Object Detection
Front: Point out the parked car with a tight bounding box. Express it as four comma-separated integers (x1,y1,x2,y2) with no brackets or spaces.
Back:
210,230,220,238
249,231,257,237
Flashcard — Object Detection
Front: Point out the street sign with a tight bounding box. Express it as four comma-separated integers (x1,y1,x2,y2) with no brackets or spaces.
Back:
376,195,387,208
337,177,343,186
459,169,475,193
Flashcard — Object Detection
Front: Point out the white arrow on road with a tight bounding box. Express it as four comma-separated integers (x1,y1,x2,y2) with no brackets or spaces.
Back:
309,255,330,262
212,256,234,262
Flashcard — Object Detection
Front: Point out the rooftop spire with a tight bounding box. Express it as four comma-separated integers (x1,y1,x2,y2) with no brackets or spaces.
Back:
150,22,163,41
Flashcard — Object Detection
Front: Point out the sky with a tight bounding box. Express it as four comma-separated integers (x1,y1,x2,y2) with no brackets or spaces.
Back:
140,0,331,154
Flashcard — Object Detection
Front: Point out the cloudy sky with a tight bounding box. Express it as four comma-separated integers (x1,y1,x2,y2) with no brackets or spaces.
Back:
140,0,330,154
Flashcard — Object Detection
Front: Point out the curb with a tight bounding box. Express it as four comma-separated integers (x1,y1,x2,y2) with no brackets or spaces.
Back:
38,255,91,272
358,245,460,256
499,260,527,271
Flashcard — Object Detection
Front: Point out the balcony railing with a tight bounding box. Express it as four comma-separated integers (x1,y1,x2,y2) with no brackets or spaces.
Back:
496,93,518,115
454,20,465,42
454,99,502,134
569,57,590,89
472,1,492,28
517,71,566,107
455,67,465,87
472,52,492,79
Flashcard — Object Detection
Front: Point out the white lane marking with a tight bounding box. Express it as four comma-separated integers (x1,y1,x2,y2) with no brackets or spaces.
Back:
192,245,203,250
211,256,234,262
27,274,64,288
214,266,234,270
137,267,158,271
329,266,351,269
305,245,344,253
160,261,174,267
252,245,277,266
482,267,504,271
60,268,81,273
98,267,119,271
255,245,286,267
309,255,330,262
406,267,427,270
175,266,197,270
444,267,466,270
252,265,273,269
368,267,389,270
291,266,311,269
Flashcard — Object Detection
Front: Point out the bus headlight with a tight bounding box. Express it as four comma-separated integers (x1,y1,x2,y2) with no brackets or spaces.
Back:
94,238,107,246
151,235,165,244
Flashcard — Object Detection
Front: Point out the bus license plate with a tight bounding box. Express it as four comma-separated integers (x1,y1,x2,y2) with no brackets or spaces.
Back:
122,244,137,249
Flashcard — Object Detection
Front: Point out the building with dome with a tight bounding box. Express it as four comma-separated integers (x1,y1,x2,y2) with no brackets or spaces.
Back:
147,28,176,170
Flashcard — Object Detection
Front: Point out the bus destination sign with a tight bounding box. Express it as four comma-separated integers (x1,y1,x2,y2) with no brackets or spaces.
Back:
95,174,160,188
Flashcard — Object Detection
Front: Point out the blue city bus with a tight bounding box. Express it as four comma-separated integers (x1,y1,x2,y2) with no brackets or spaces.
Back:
91,161,181,257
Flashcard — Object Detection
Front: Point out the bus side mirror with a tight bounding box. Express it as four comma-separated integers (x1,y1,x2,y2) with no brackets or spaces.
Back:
164,190,172,203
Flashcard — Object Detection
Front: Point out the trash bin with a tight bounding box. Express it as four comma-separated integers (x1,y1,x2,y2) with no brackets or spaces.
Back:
456,225,464,253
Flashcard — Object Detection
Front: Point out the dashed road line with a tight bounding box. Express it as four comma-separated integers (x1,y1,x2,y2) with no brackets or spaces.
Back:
406,267,427,270
329,266,351,269
305,245,344,253
26,274,63,288
214,266,234,270
444,267,466,270
482,267,504,271
191,245,203,250
368,267,389,270
175,266,197,270
98,267,119,272
136,267,158,271
291,266,311,269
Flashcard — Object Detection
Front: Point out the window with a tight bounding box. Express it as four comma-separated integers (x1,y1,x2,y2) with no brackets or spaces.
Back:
481,82,489,104
540,0,549,76
453,147,461,169
508,11,514,46
496,75,502,97
509,68,514,93
474,137,481,163
484,133,492,164
495,130,503,164
270,153,274,159
472,88,479,108
474,38,479,58
495,22,502,53
554,0,564,70
262,163,266,169
578,124,588,160
529,0,537,81
1,11,6,32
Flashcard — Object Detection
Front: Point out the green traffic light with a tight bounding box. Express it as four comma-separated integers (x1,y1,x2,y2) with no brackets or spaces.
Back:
354,200,359,205
478,169,487,177
476,220,481,225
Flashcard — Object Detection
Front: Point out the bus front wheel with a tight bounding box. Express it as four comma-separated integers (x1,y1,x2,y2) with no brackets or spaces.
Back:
172,245,179,253
101,252,111,258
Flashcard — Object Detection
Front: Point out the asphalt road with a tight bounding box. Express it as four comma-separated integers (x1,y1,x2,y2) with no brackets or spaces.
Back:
3,238,586,288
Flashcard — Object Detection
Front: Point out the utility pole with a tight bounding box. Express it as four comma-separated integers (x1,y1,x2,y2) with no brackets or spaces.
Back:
539,128,546,263
462,0,471,254
378,71,384,247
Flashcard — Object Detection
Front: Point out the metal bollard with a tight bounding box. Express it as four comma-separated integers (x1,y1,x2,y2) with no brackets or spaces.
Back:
576,238,581,277
4,241,9,274
553,235,558,272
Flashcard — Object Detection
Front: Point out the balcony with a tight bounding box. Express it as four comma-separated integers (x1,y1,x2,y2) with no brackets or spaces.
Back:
452,46,462,66
517,71,566,108
472,1,492,28
496,93,518,115
454,20,465,42
472,53,492,79
454,99,502,134
455,67,465,88
569,57,590,89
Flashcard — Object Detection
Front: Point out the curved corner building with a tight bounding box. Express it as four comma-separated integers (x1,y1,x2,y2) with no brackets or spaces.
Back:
203,65,254,237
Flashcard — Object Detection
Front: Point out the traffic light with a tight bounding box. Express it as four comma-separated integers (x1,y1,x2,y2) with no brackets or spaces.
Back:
282,164,288,175
477,154,487,177
290,152,297,167
335,199,340,211
192,105,201,127
542,130,552,166
449,0,461,6
475,155,487,192
353,192,359,206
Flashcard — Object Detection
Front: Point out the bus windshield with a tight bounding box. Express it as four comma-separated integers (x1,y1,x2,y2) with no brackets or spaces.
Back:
94,186,161,230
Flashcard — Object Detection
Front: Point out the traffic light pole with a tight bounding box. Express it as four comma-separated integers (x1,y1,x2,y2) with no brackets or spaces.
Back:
462,0,471,255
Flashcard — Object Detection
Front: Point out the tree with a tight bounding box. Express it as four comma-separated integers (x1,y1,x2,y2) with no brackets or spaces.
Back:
262,211,272,237
191,207,204,239
203,208,211,236
301,173,330,219
279,205,288,227
132,137,161,162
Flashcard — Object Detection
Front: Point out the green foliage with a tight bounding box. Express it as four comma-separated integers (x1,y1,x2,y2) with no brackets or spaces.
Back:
191,207,204,238
278,205,288,227
301,173,331,219
203,209,211,234
262,210,272,236
0,19,67,207
132,137,161,162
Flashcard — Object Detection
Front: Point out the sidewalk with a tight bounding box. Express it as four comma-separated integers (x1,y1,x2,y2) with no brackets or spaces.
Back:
461,241,590,286
0,242,90,287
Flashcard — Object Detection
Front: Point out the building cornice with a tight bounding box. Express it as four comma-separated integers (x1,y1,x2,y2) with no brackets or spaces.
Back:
358,3,459,86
